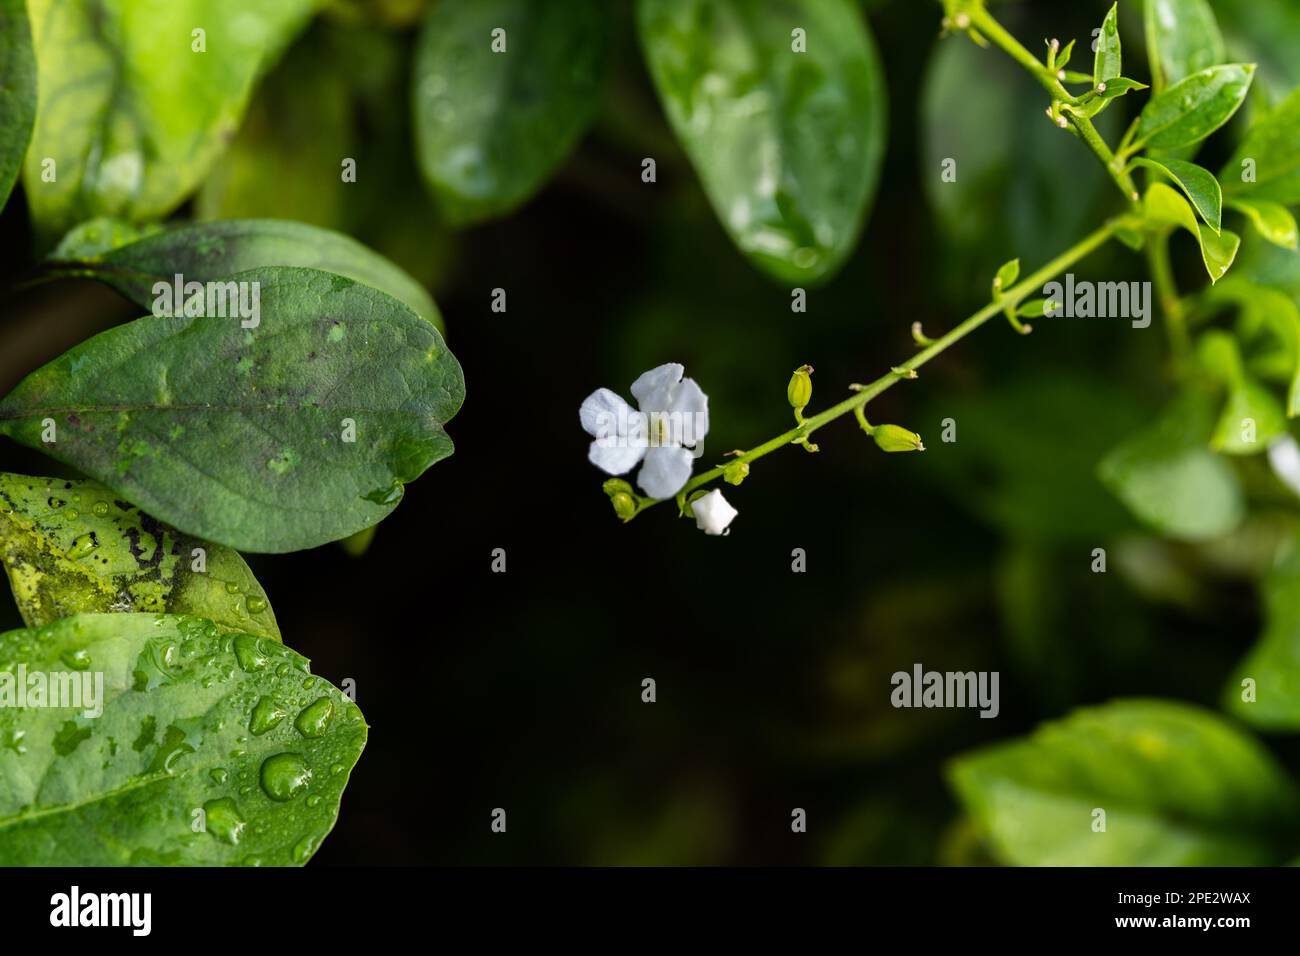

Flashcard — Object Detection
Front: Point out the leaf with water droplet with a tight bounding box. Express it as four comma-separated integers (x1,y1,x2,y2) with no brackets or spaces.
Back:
1135,64,1255,151
0,473,279,639
0,614,366,865
412,0,611,226
0,268,465,553
637,0,887,284
20,0,317,239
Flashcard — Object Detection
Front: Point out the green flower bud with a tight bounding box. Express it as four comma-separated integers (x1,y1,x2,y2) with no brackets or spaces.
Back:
602,478,638,520
872,424,925,453
787,365,813,412
722,460,750,485
610,492,637,520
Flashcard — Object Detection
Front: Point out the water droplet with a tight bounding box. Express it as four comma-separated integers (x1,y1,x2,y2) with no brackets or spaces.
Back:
275,663,289,677
246,596,268,614
363,482,403,506
233,634,270,672
225,581,240,595
65,533,97,559
65,509,80,521
294,697,333,738
210,767,229,785
60,648,91,671
249,696,288,736
203,797,246,845
92,501,110,517
306,795,322,808
260,753,312,802
291,833,319,863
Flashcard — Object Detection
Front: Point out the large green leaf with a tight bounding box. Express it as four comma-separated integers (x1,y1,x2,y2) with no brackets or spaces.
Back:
949,700,1300,866
0,473,279,639
1134,63,1255,151
638,0,886,285
21,0,318,237
1222,88,1300,206
0,267,465,554
1144,0,1225,93
1131,156,1222,233
0,614,365,865
0,0,36,211
45,219,442,330
1225,538,1300,730
412,0,609,226
1097,391,1245,541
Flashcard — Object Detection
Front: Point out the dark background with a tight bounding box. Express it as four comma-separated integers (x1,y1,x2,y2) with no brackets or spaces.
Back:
2,0,1297,864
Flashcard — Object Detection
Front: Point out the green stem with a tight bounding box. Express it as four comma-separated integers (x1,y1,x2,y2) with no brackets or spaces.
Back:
629,220,1122,518
966,4,1140,207
1146,233,1190,366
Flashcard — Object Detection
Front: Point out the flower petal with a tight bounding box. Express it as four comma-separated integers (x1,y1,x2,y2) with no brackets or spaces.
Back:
691,489,738,535
630,363,684,411
580,388,632,438
589,439,645,475
581,387,646,475
637,445,694,498
667,376,709,445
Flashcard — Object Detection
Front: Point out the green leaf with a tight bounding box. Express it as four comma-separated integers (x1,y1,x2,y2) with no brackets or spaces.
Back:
1098,391,1245,541
0,267,465,554
0,614,366,865
1096,76,1148,100
1225,537,1300,729
0,0,36,211
0,473,279,639
1204,279,1300,416
412,0,609,226
1132,157,1222,233
21,0,318,238
638,0,886,285
1144,0,1225,93
1015,298,1052,318
948,699,1300,866
1135,63,1255,151
1093,3,1121,87
993,258,1019,294
47,219,442,331
1056,38,1076,72
1222,88,1300,205
1142,182,1240,282
1196,331,1287,454
1228,198,1299,249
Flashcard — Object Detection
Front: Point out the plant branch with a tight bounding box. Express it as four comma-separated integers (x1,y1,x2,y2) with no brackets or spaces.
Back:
626,220,1124,519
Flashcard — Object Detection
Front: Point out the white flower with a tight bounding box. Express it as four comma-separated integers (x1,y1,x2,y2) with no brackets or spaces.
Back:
1269,435,1300,498
690,489,738,535
580,363,709,498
